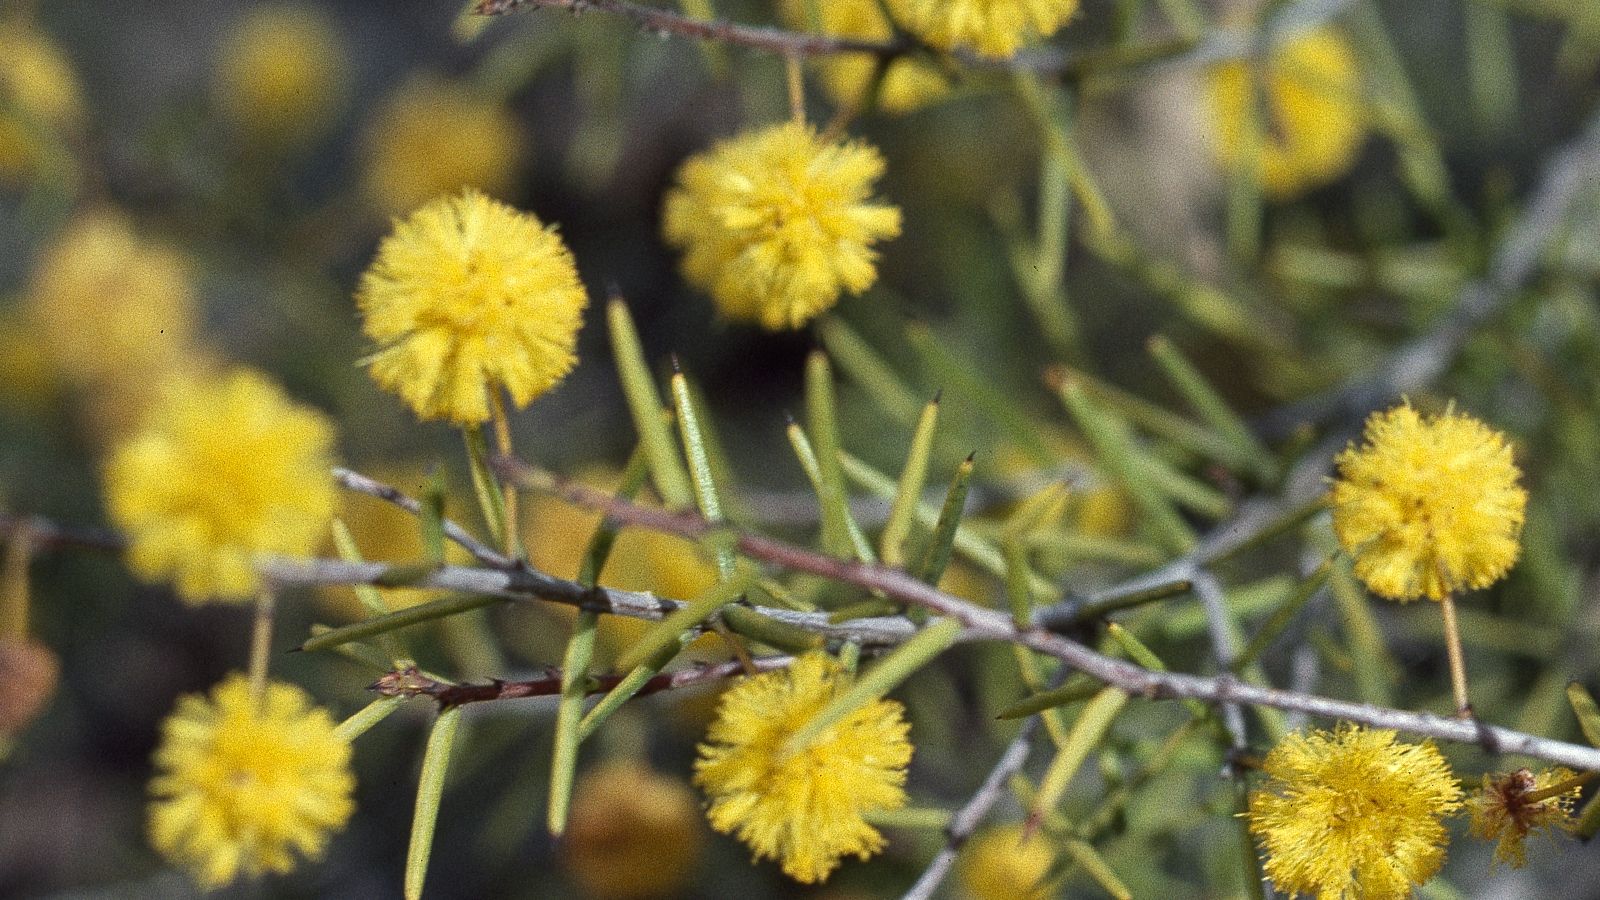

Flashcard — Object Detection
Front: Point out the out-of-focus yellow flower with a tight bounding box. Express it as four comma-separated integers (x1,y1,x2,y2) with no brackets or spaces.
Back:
1467,768,1581,869
1206,27,1366,198
884,0,1080,59
662,121,900,330
0,20,82,182
778,0,948,113
1247,724,1462,900
27,211,198,397
957,823,1056,900
148,675,354,889
695,653,912,883
563,759,703,899
214,4,347,147
360,74,524,216
1329,401,1526,602
357,190,587,425
104,369,337,603
0,308,61,414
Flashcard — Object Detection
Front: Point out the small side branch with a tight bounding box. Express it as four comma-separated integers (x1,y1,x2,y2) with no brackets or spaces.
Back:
374,655,793,709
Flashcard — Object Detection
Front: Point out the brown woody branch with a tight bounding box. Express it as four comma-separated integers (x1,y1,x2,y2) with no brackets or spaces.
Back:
373,655,792,709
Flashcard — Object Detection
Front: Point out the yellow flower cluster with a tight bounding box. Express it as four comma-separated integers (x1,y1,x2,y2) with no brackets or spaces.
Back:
957,823,1057,900
1330,401,1527,602
885,0,1081,59
27,211,198,397
563,760,704,900
361,75,525,216
213,4,347,146
357,190,588,425
104,369,337,603
694,653,912,883
1247,725,1462,899
779,0,948,113
1207,27,1367,198
148,675,355,889
0,20,83,183
662,122,901,330
1467,768,1581,869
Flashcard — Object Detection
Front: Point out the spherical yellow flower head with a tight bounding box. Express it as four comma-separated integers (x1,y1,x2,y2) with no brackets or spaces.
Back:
957,823,1056,900
1466,767,1580,869
1206,27,1366,198
1247,725,1463,900
662,122,901,330
361,75,525,216
1329,402,1527,602
28,211,197,392
104,369,338,603
0,21,83,181
357,190,587,425
214,4,347,146
694,653,912,883
884,0,1080,59
148,675,355,889
563,760,704,900
779,0,948,113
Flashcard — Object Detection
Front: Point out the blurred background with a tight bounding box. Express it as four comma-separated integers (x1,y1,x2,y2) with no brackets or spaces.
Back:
3,0,1600,896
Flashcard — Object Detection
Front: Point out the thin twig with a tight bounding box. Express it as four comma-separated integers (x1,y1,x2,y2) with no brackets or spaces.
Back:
334,467,509,567
373,655,793,709
482,457,1600,771
901,718,1042,900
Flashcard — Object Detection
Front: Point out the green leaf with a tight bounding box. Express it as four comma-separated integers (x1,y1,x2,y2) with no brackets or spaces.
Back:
1567,682,1600,748
996,678,1103,720
881,396,941,568
547,610,597,837
612,569,757,674
607,297,693,509
1029,687,1128,824
783,619,962,755
1062,839,1133,900
786,420,877,565
406,705,463,900
671,371,734,578
817,315,922,425
463,425,508,547
1147,335,1275,481
806,351,855,559
334,696,404,742
330,519,411,667
298,593,504,653
720,604,824,654
916,454,975,588
1232,557,1334,672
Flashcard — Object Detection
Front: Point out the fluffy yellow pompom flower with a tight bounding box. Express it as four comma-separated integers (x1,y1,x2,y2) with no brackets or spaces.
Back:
779,0,948,113
104,369,337,603
885,0,1080,59
957,824,1057,900
360,75,525,216
28,211,197,393
356,190,587,425
214,4,347,146
148,675,355,889
662,122,901,330
0,20,83,182
1467,768,1581,869
563,760,704,900
1206,27,1366,198
1329,402,1526,602
1247,725,1463,900
694,653,912,883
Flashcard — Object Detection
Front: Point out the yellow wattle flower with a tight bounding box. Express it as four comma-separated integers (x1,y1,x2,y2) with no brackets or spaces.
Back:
356,190,588,425
778,0,948,113
1329,401,1527,602
1247,725,1463,900
661,121,901,330
563,760,704,900
884,0,1080,59
103,369,338,603
213,4,347,146
1467,768,1581,869
148,675,355,889
694,653,912,883
956,823,1057,900
1206,27,1367,198
27,211,198,394
360,74,524,216
0,20,83,182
